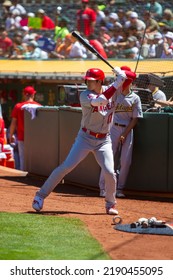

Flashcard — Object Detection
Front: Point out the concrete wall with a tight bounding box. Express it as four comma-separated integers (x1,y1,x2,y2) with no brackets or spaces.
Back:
126,113,169,192
24,107,59,176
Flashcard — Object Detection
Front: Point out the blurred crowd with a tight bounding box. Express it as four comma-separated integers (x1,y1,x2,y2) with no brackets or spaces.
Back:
0,0,173,60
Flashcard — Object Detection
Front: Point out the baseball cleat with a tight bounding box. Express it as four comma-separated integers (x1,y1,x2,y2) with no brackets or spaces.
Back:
106,205,118,215
32,195,44,212
116,190,126,198
100,189,106,197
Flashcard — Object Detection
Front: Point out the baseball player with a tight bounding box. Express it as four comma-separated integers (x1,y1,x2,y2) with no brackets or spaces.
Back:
99,66,143,198
9,86,41,170
32,66,131,215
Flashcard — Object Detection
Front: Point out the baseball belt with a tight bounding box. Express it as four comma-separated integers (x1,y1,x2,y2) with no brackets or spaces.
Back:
114,123,126,127
82,127,107,139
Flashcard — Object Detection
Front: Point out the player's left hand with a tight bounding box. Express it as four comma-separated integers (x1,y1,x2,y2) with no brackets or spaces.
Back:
119,135,125,144
112,66,126,77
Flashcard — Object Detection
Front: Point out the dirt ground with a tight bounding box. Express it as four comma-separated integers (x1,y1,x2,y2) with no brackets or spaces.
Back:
0,166,173,260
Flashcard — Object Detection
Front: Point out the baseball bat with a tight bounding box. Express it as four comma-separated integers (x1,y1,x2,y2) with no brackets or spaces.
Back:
115,142,122,176
71,31,114,70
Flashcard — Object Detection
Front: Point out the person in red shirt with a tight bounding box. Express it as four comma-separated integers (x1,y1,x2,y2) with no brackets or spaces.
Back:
76,0,97,37
37,9,55,30
9,86,41,170
0,27,13,57
88,34,108,59
0,107,5,152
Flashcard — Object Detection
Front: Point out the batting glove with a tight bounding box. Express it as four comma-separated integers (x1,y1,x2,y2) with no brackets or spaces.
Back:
112,66,125,75
112,69,127,89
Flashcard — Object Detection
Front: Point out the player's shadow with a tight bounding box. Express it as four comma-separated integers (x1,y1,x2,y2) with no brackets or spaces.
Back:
0,174,99,197
27,210,104,216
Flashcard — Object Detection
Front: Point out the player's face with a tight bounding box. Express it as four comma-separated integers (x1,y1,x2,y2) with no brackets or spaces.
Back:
85,80,101,91
85,80,100,91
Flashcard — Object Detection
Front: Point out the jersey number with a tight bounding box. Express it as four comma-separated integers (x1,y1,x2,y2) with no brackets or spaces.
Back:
107,112,113,124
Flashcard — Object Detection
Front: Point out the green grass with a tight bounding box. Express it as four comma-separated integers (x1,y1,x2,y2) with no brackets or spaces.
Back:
0,212,110,260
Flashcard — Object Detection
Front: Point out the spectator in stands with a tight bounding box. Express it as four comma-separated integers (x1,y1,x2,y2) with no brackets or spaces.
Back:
117,9,127,26
97,26,110,46
88,34,107,59
146,34,156,58
76,0,97,38
124,36,139,56
9,86,41,170
21,26,30,44
9,36,24,59
126,25,138,38
19,11,29,27
105,12,122,30
54,5,62,26
4,11,16,31
145,0,163,21
11,8,22,29
136,34,149,59
161,31,173,58
54,16,70,43
124,11,146,36
25,41,49,59
153,32,164,58
92,3,106,29
160,9,173,29
111,35,139,59
0,27,13,58
9,0,26,16
68,34,87,59
37,9,55,30
2,0,12,20
50,33,72,59
143,10,160,34
12,30,28,50
104,26,124,58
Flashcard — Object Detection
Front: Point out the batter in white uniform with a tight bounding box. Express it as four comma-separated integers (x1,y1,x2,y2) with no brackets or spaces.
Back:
99,66,143,198
32,66,128,215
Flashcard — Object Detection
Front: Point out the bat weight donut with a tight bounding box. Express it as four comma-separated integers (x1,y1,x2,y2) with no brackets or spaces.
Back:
112,215,122,225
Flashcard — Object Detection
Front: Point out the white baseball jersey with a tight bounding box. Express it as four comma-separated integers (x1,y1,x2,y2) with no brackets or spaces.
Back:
114,90,143,125
80,85,116,133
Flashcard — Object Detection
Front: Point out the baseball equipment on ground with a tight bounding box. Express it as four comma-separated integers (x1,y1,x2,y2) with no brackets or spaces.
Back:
71,31,114,70
142,217,166,228
131,217,166,228
130,217,148,228
112,215,122,225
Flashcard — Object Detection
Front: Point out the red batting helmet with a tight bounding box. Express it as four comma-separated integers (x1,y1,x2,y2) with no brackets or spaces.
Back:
84,68,105,81
23,86,36,95
121,65,131,71
122,69,136,90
